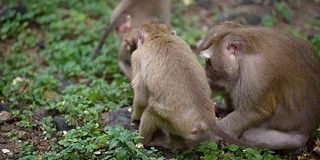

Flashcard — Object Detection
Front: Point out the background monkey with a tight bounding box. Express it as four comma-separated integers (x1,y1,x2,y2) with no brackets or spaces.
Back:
110,0,171,79
198,22,320,150
131,23,268,149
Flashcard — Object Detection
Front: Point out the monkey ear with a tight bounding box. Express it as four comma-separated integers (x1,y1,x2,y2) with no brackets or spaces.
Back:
200,49,213,59
171,30,176,35
227,40,244,55
125,37,135,46
137,32,145,47
125,38,135,51
118,15,132,33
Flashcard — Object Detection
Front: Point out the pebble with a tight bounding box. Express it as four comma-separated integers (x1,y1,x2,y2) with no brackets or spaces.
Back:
53,116,76,131
1,148,13,157
0,124,13,132
33,106,58,120
0,111,11,124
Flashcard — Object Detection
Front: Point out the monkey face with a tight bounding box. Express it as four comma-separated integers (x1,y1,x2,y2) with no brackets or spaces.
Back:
200,33,245,84
200,45,232,84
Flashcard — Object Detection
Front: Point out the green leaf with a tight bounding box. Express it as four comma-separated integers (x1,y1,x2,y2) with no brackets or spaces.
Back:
225,144,239,151
108,139,119,150
245,148,255,154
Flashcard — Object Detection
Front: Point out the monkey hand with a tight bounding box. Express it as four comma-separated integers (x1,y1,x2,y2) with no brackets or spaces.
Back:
209,134,222,142
131,119,140,126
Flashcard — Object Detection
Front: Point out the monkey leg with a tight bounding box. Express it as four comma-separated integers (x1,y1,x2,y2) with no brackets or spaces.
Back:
138,107,160,145
138,107,187,149
118,61,132,79
240,127,308,150
131,72,148,125
147,129,170,147
146,130,188,149
131,103,146,125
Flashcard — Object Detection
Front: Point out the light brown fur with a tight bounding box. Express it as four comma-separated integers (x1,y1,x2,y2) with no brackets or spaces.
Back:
198,22,320,150
131,23,268,149
111,0,171,79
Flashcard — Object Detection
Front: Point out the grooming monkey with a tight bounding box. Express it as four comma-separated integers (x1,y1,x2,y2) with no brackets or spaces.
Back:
198,22,320,150
130,23,268,149
93,0,171,79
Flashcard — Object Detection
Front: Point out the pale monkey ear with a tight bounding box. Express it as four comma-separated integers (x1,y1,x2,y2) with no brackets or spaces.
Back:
200,49,213,59
171,30,176,35
137,32,145,48
118,15,132,33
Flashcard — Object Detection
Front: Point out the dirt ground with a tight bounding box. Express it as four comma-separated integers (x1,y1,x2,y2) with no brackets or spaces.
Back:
1,0,320,159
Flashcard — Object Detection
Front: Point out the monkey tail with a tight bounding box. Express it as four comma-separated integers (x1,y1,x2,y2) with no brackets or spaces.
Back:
206,120,269,149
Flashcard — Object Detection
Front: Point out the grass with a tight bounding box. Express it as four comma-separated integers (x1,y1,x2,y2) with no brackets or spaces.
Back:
0,0,319,159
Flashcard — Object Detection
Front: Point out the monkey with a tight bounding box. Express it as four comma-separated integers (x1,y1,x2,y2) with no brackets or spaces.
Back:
130,23,270,150
93,0,171,79
212,97,232,119
117,28,139,79
92,2,136,60
197,21,320,150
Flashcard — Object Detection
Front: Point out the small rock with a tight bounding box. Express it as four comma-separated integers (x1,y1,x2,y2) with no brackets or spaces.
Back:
53,116,76,131
36,40,45,49
1,148,13,157
0,124,13,132
1,149,10,154
0,102,10,112
56,77,71,93
100,106,138,131
0,111,12,124
33,106,58,120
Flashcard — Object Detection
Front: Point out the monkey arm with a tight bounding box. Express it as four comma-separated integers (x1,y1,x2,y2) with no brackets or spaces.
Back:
118,60,133,80
216,94,275,138
131,72,149,124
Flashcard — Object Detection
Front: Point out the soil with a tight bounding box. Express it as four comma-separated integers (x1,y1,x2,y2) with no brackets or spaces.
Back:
1,0,320,159
0,122,52,159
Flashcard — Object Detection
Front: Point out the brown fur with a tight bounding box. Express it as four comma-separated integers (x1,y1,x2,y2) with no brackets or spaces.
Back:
111,0,171,79
198,22,320,150
131,23,269,149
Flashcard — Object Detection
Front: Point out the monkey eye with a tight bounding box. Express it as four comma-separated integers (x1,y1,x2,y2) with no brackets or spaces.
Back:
204,44,211,50
206,59,212,66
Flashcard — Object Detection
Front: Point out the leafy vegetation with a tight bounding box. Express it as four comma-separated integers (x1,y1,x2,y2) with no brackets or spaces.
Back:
0,0,319,159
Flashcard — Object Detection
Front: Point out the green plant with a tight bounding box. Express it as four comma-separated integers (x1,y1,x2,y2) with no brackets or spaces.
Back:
309,17,320,55
286,27,308,40
311,34,320,55
40,125,166,160
171,2,204,45
274,1,294,23
39,116,57,138
179,142,281,160
262,14,277,27
6,129,26,142
262,2,294,27
1,0,319,159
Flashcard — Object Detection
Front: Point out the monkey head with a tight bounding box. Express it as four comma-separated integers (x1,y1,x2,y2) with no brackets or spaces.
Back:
137,23,176,47
197,22,247,87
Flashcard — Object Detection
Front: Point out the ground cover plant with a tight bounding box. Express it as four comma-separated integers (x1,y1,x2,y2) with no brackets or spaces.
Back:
0,0,319,159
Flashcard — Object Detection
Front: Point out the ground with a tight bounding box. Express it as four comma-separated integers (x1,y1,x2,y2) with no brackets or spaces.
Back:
0,0,320,159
